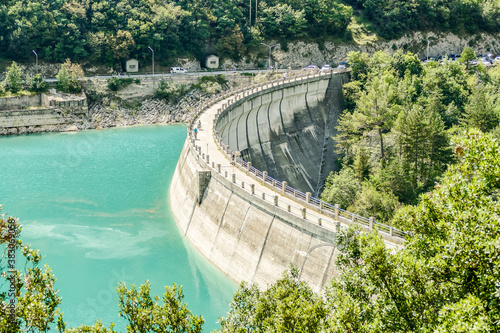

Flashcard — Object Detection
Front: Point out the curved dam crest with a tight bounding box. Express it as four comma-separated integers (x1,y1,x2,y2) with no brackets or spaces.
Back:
170,73,350,292
215,73,349,195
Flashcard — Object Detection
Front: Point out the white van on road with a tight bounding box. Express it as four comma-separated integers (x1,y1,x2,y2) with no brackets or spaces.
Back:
170,67,188,74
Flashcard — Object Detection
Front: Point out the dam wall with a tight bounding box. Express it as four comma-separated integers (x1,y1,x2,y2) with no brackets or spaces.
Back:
170,73,351,292
215,73,349,195
170,71,406,292
169,139,339,293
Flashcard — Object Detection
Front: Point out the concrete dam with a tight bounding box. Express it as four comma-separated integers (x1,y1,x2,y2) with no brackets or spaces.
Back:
170,72,357,293
215,73,349,195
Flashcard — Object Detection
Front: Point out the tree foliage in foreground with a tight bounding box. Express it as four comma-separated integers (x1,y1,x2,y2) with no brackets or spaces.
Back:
0,207,63,332
116,281,204,333
217,267,327,333
326,130,500,332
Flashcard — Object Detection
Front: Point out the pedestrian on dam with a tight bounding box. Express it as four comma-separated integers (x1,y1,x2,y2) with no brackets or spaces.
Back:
194,128,198,140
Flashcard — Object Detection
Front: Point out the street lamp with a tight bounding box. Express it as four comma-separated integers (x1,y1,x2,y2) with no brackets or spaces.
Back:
32,50,38,74
261,42,280,70
147,46,154,79
426,40,430,61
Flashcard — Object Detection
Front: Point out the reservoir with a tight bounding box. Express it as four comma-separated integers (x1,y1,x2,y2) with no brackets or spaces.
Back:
0,125,237,331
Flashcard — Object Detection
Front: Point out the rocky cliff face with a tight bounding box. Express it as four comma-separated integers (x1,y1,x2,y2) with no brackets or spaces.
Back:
222,31,500,69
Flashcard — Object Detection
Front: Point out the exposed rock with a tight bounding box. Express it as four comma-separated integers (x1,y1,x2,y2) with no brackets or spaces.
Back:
227,31,500,68
62,125,79,132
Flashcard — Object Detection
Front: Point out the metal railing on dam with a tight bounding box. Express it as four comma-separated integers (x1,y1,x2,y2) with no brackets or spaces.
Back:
185,70,408,245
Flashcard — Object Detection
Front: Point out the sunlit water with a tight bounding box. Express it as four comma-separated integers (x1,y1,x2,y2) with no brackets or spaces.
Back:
0,125,237,331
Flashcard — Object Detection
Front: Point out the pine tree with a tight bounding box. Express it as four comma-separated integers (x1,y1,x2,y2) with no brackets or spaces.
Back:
3,61,23,94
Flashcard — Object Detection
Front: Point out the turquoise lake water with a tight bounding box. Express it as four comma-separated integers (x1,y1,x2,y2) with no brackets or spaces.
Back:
0,125,237,331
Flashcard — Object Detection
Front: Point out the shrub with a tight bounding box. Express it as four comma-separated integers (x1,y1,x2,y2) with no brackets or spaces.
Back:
154,81,190,103
26,74,49,93
3,61,23,93
108,78,135,91
56,59,84,93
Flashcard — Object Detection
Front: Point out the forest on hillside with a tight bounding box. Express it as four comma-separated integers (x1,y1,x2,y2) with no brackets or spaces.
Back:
321,48,500,224
1,0,500,67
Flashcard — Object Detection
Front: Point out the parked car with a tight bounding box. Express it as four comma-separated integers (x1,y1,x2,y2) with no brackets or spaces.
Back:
321,64,332,72
480,57,493,66
337,61,348,70
302,65,319,71
495,56,500,62
170,67,188,74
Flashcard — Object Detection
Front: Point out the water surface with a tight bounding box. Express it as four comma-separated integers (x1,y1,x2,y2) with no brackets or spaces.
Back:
0,125,237,331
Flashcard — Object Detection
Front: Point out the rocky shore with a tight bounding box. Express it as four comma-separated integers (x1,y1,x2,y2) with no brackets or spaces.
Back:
81,94,201,130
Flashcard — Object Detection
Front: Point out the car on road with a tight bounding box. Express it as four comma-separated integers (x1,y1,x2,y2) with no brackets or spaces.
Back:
337,61,348,70
321,64,332,72
480,57,493,66
303,65,319,71
170,67,188,74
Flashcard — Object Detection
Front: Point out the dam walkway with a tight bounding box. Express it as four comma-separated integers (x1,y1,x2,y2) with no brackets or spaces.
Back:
187,70,407,249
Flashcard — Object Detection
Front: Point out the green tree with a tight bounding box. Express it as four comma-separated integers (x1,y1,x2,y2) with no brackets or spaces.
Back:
259,4,307,39
391,50,423,78
462,84,500,132
420,60,470,127
0,208,63,332
341,80,363,112
392,105,451,190
321,167,360,209
348,181,400,223
217,267,327,333
116,281,204,333
56,59,84,93
336,74,398,164
3,61,23,94
459,47,477,69
26,74,49,93
326,129,500,331
346,51,370,82
215,24,247,60
62,319,116,333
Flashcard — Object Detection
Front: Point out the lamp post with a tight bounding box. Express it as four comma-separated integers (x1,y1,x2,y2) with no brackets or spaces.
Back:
32,50,38,74
261,42,280,70
426,40,430,61
147,46,154,79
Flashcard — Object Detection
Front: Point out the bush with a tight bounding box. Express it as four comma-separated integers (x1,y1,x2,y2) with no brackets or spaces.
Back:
56,59,83,93
349,181,400,223
108,78,134,91
320,168,360,209
3,61,23,93
154,81,190,103
26,74,49,93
